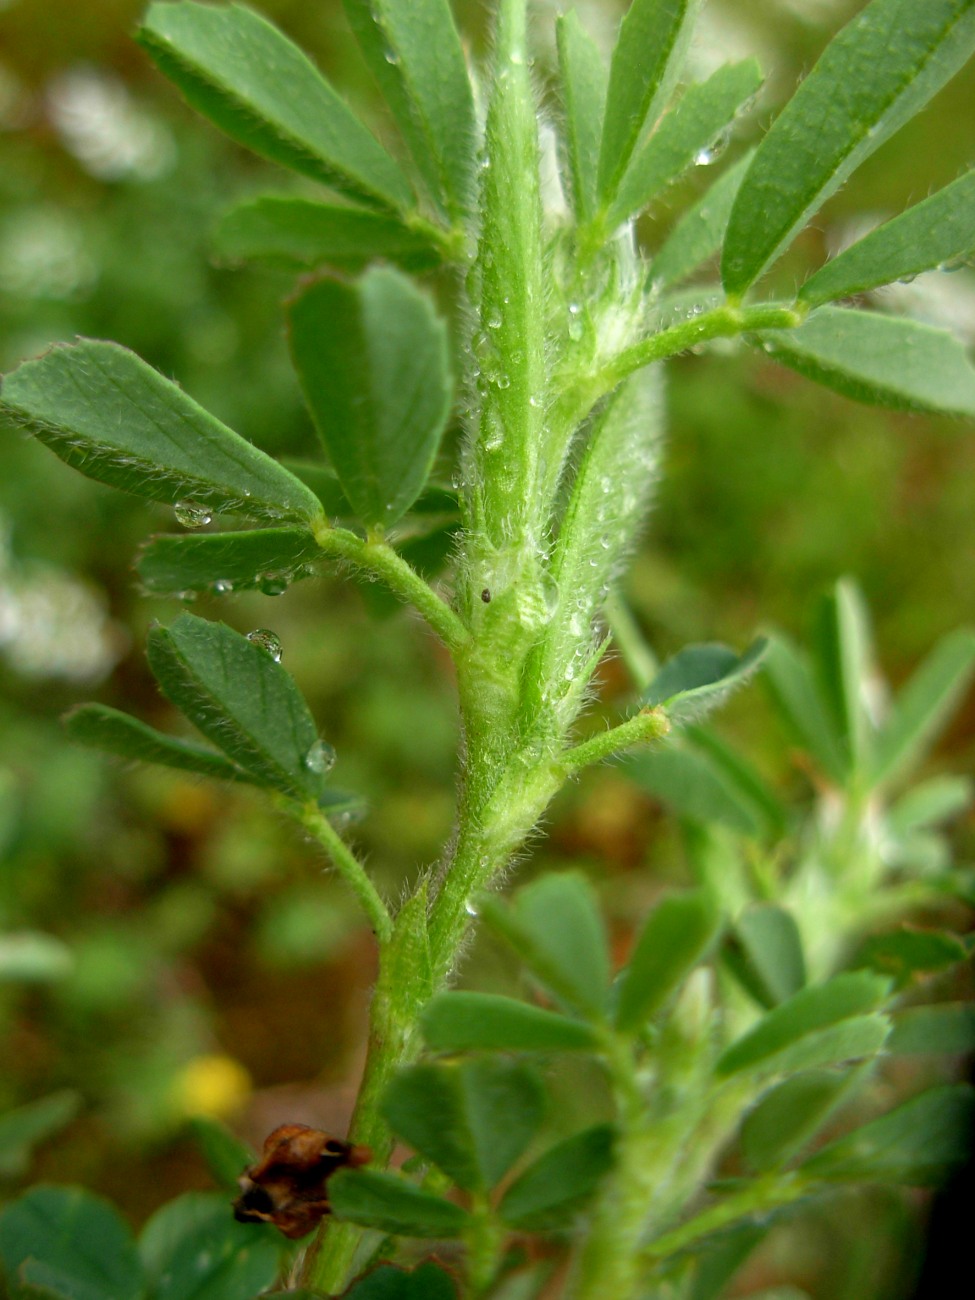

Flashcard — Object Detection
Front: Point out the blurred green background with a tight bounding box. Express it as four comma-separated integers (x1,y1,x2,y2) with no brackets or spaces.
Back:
0,1,973,1294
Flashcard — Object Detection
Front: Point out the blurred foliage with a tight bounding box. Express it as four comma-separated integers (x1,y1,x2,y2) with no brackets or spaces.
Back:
0,1,972,1295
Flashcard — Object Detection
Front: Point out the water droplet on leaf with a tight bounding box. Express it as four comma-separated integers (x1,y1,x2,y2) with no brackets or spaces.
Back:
259,576,287,597
305,739,336,776
174,501,211,528
246,628,282,662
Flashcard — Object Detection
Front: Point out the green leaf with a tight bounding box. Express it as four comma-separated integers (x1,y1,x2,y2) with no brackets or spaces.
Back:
871,629,975,787
597,0,700,205
0,340,325,525
722,0,975,295
0,932,73,984
800,169,975,307
643,638,767,722
137,528,322,598
755,309,975,418
0,1186,144,1300
716,971,891,1077
740,1065,871,1172
139,1192,279,1300
762,634,848,784
481,873,610,1017
278,460,353,517
615,891,721,1032
214,195,441,272
624,745,766,836
609,60,762,228
685,725,789,842
811,580,874,774
186,1117,255,1190
499,1124,616,1230
64,704,249,784
556,10,608,222
684,1224,768,1300
146,614,329,803
887,774,973,835
328,1169,470,1238
382,1058,544,1192
724,905,807,1009
0,1093,82,1180
650,151,753,291
801,1083,975,1186
343,0,474,220
420,992,599,1053
888,1003,975,1054
137,2,411,210
854,927,970,985
288,267,452,528
342,1263,458,1299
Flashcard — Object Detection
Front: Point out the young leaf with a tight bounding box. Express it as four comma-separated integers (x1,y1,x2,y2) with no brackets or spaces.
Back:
328,1168,470,1238
146,614,329,803
0,1092,82,1180
811,580,874,774
716,970,891,1077
342,0,475,220
740,1065,871,1172
723,904,806,1009
642,638,767,722
762,633,848,785
139,1191,279,1299
799,169,975,307
556,10,608,222
608,60,763,228
650,151,753,291
481,873,610,1017
597,0,701,206
342,1262,458,1299
0,340,325,525
63,704,250,784
420,992,600,1052
624,745,767,836
722,0,975,295
888,1003,975,1054
756,308,975,418
871,629,975,787
0,1186,144,1300
614,891,721,1032
137,2,411,210
381,1058,544,1192
279,459,354,517
854,927,970,986
801,1083,975,1186
685,725,789,842
887,775,974,835
498,1123,616,1230
288,267,452,528
214,195,442,272
137,528,321,598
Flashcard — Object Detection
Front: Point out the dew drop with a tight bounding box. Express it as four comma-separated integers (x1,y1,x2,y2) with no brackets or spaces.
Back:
383,44,400,65
246,628,282,662
486,307,502,329
305,739,337,775
174,500,211,528
213,579,234,595
464,899,480,917
259,576,288,597
495,373,511,390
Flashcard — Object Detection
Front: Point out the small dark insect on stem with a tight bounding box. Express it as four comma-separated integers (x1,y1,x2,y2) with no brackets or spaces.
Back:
480,588,492,603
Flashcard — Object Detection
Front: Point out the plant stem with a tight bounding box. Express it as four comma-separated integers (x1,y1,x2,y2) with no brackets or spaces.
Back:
604,593,659,690
559,708,670,774
290,800,393,944
312,522,469,654
640,1173,808,1264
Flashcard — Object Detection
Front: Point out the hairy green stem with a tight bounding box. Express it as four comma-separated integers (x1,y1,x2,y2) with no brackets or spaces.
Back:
559,707,670,774
289,800,393,944
312,522,469,654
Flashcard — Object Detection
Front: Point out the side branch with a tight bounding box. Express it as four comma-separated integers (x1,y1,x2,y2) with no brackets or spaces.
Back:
312,523,469,654
558,708,670,775
289,799,393,943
